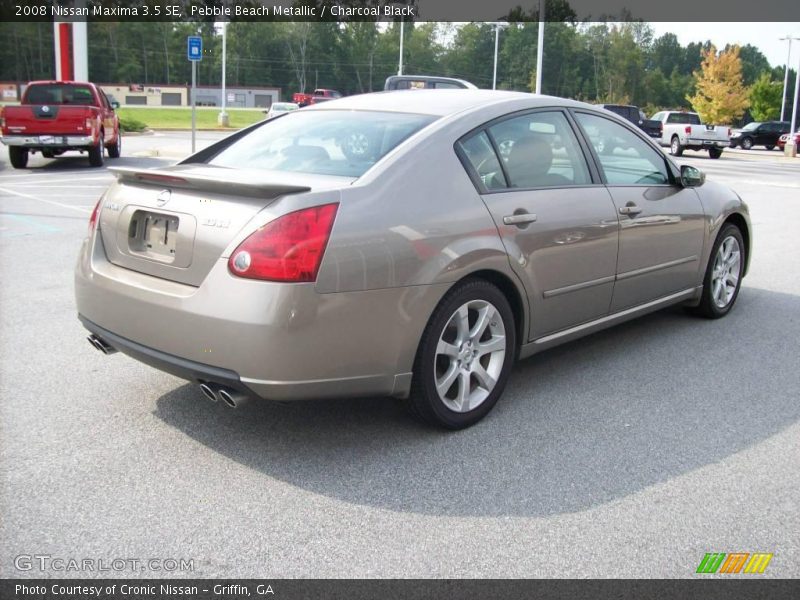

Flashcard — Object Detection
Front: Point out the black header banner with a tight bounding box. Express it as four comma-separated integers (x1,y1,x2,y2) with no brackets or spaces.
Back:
0,0,799,23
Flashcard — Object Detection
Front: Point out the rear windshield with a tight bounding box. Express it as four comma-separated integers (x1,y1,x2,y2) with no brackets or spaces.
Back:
25,84,95,105
210,110,437,177
666,112,701,125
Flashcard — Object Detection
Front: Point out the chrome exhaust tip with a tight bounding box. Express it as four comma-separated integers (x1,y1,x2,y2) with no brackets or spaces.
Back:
87,334,117,355
199,382,219,403
218,387,250,409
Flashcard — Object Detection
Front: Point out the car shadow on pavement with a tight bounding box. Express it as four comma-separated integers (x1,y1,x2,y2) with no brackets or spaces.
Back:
153,286,800,518
1,155,173,172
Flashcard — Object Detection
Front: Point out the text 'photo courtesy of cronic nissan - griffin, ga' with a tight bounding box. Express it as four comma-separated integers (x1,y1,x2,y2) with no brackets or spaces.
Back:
75,90,751,429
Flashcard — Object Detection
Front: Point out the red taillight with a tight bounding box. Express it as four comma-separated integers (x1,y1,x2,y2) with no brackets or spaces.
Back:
88,197,102,235
85,117,94,132
728,128,732,137
685,125,692,135
228,203,338,282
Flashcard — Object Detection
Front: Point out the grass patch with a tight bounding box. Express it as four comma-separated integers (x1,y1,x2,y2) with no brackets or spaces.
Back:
119,116,147,133
117,107,265,130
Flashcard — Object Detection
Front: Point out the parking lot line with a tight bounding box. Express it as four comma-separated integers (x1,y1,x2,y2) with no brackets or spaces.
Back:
1,212,62,234
0,185,92,213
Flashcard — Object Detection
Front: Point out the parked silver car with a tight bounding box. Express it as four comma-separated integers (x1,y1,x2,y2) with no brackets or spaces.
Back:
76,91,751,429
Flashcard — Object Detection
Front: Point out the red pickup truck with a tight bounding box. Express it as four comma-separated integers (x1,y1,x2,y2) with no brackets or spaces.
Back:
291,88,342,108
1,81,121,169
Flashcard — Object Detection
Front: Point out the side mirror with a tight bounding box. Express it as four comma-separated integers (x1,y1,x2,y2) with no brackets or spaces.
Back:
110,101,120,109
680,164,705,187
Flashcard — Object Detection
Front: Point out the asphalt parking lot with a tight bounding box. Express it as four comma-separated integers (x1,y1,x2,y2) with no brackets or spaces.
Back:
1,134,798,578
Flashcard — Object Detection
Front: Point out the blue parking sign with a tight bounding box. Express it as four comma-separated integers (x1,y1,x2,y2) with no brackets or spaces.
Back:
188,36,202,62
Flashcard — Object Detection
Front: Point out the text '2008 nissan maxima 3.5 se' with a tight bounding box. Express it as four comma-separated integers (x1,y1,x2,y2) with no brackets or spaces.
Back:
75,90,751,429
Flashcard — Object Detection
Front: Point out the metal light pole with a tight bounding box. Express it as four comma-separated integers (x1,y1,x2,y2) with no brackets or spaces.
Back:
779,36,800,122
535,0,545,94
492,22,509,90
788,50,800,157
398,19,405,76
218,21,229,127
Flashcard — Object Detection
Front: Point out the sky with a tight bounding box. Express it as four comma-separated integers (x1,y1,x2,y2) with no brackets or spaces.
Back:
649,22,800,69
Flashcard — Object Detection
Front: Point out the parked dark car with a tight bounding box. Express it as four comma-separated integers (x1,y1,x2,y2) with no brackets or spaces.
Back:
598,104,662,138
729,121,790,150
384,75,477,90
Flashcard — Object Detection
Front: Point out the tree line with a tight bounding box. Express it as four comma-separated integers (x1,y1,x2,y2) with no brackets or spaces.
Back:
1,18,797,124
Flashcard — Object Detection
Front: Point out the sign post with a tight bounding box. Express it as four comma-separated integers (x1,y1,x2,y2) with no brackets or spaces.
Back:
187,36,202,153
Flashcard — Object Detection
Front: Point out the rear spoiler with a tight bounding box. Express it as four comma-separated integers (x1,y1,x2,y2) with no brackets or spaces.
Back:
108,166,311,200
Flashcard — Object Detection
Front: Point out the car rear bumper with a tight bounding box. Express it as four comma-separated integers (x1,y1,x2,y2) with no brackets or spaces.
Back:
686,138,728,148
75,232,447,402
2,134,95,147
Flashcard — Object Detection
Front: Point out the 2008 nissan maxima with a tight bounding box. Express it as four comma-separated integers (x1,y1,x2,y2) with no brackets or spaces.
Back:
75,91,751,429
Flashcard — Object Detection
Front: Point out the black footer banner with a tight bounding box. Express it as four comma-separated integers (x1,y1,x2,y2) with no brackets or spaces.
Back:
2,579,800,600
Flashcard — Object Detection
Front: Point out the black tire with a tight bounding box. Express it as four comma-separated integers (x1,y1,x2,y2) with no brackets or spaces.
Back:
407,279,516,429
708,147,723,159
741,137,753,150
670,136,684,156
9,147,28,169
766,145,775,151
42,150,55,159
107,131,121,158
689,223,746,319
88,134,105,167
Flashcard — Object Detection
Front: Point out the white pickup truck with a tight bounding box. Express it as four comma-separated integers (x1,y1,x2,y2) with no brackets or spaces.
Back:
650,110,731,159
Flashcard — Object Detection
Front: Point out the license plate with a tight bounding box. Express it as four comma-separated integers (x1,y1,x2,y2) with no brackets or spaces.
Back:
128,211,179,259
38,135,65,144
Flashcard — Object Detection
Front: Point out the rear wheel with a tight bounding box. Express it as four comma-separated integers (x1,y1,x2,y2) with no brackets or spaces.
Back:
107,131,121,158
9,147,28,169
766,145,775,151
670,136,684,156
741,137,753,150
690,223,745,319
408,280,516,429
88,134,105,167
708,147,723,159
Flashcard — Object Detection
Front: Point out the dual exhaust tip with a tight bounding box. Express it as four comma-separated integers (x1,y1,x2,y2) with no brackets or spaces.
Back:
199,382,250,409
87,334,117,355
88,335,248,409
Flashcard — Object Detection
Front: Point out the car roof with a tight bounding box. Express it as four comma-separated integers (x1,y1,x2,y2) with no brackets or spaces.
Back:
306,90,593,117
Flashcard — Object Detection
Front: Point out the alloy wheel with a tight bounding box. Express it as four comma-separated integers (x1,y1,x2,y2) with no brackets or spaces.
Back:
433,299,506,413
711,236,741,308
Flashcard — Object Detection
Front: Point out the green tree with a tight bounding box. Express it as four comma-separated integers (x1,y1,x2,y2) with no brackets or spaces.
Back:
687,45,750,124
749,72,783,121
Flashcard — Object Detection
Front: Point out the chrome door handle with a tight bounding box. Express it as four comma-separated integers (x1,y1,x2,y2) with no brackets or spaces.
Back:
503,213,538,225
619,204,642,216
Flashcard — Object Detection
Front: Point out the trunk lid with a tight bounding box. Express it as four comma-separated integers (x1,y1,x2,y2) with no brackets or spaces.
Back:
98,164,352,286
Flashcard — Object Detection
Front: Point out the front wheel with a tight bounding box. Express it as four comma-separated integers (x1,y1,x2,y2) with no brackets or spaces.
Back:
408,280,516,429
670,136,684,156
708,147,723,159
690,223,745,319
9,147,28,169
741,137,753,150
